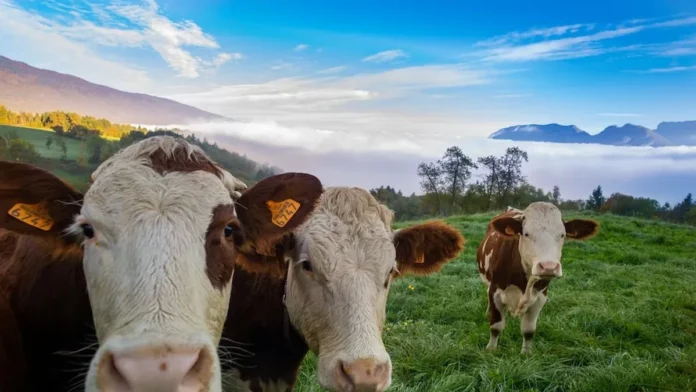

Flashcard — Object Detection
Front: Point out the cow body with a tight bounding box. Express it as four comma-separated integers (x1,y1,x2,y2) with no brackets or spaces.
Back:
0,136,323,392
477,203,599,354
226,187,466,391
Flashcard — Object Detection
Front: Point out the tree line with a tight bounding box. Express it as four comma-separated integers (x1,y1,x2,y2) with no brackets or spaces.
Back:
0,121,281,190
370,145,696,225
0,105,142,139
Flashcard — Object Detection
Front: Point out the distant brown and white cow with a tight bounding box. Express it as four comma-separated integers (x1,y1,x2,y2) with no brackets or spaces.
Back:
476,202,599,354
0,136,323,392
223,186,466,391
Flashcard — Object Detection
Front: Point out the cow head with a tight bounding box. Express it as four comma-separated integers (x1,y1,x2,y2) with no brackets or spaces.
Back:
237,187,465,392
0,136,323,392
490,202,599,278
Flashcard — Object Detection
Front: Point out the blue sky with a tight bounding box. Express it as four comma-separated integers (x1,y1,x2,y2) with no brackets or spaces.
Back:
1,0,696,201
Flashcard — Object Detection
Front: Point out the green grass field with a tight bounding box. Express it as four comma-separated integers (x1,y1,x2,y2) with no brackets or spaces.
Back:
0,124,84,160
293,212,696,392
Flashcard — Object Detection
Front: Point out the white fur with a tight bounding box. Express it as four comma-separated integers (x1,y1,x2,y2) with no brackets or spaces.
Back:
72,137,243,392
284,187,397,391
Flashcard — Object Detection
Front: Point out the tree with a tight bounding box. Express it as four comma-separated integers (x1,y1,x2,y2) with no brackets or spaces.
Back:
477,155,501,209
438,146,477,212
54,136,68,160
416,161,444,215
45,135,53,150
586,185,605,211
496,147,529,207
671,193,694,223
552,185,561,205
2,139,41,163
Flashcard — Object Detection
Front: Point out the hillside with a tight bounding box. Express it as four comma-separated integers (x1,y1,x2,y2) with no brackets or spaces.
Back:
490,121,696,147
293,211,696,391
0,56,229,125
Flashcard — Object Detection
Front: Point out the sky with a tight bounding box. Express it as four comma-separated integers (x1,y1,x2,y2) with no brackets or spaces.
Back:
1,0,696,203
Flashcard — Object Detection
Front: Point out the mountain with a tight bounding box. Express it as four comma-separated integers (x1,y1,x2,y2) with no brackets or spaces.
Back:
0,55,228,125
656,121,696,146
489,124,593,144
592,124,672,147
490,122,696,147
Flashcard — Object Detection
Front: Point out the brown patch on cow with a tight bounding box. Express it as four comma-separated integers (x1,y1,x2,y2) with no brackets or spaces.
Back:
221,267,307,390
205,204,238,290
393,220,465,276
147,145,222,179
0,231,95,390
235,233,295,278
565,219,600,240
235,172,322,259
0,288,28,392
0,162,83,238
490,212,523,239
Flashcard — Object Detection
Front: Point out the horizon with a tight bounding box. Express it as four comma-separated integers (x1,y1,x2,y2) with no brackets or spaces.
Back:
1,0,695,203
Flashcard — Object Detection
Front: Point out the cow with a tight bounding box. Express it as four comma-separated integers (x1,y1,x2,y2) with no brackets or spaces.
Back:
221,186,466,391
0,135,323,392
476,202,599,354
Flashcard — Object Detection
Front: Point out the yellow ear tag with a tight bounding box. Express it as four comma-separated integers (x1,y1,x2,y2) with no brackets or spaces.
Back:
415,253,425,264
266,199,301,228
7,203,55,231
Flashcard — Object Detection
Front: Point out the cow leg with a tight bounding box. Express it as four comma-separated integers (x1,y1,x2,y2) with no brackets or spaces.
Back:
486,285,505,350
520,292,547,354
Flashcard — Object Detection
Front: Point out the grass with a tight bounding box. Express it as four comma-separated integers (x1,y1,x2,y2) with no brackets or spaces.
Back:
0,124,83,160
293,212,696,392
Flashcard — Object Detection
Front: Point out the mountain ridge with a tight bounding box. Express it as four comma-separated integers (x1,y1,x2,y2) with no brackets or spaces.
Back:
0,55,230,125
489,121,696,147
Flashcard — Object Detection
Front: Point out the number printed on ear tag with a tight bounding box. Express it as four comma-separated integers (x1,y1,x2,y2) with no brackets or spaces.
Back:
266,199,301,227
7,203,55,231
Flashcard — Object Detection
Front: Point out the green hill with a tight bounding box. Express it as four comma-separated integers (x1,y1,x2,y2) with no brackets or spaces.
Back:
292,212,696,391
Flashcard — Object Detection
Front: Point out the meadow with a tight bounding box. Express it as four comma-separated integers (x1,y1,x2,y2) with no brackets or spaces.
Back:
294,211,696,392
0,124,83,160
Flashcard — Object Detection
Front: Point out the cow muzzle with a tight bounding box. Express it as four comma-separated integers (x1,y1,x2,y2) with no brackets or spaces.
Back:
334,357,391,392
97,344,214,392
533,261,562,278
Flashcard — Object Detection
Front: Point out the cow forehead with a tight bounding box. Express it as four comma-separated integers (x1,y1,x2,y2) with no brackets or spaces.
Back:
522,203,564,232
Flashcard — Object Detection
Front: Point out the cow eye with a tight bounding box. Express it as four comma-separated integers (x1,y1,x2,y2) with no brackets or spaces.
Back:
224,224,234,238
300,260,313,272
81,224,95,239
524,232,529,237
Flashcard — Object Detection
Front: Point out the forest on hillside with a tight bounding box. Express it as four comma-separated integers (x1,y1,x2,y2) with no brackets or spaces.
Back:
0,105,280,188
371,146,696,226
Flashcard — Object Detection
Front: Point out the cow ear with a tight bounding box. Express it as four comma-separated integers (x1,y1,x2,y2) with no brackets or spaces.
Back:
564,219,599,240
234,172,322,273
490,216,523,238
393,220,465,277
0,161,83,238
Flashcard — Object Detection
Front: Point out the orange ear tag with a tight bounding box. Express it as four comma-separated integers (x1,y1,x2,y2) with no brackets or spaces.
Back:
266,199,301,227
415,253,425,264
7,203,55,231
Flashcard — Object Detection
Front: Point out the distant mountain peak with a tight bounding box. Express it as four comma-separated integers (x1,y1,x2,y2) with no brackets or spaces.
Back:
0,55,229,125
489,120,696,147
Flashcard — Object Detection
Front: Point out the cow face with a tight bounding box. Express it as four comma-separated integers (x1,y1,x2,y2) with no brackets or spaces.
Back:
238,187,464,392
0,136,323,392
490,202,599,278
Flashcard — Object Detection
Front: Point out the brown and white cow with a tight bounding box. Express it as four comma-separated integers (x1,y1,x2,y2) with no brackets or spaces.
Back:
222,186,466,391
0,136,323,392
476,202,599,354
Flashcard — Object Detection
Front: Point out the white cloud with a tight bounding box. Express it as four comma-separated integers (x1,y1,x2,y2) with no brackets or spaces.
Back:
0,0,150,91
493,93,531,99
270,61,294,70
294,44,309,51
476,23,595,47
475,16,696,63
635,65,696,73
0,0,236,79
317,65,348,74
599,113,643,117
362,49,408,63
